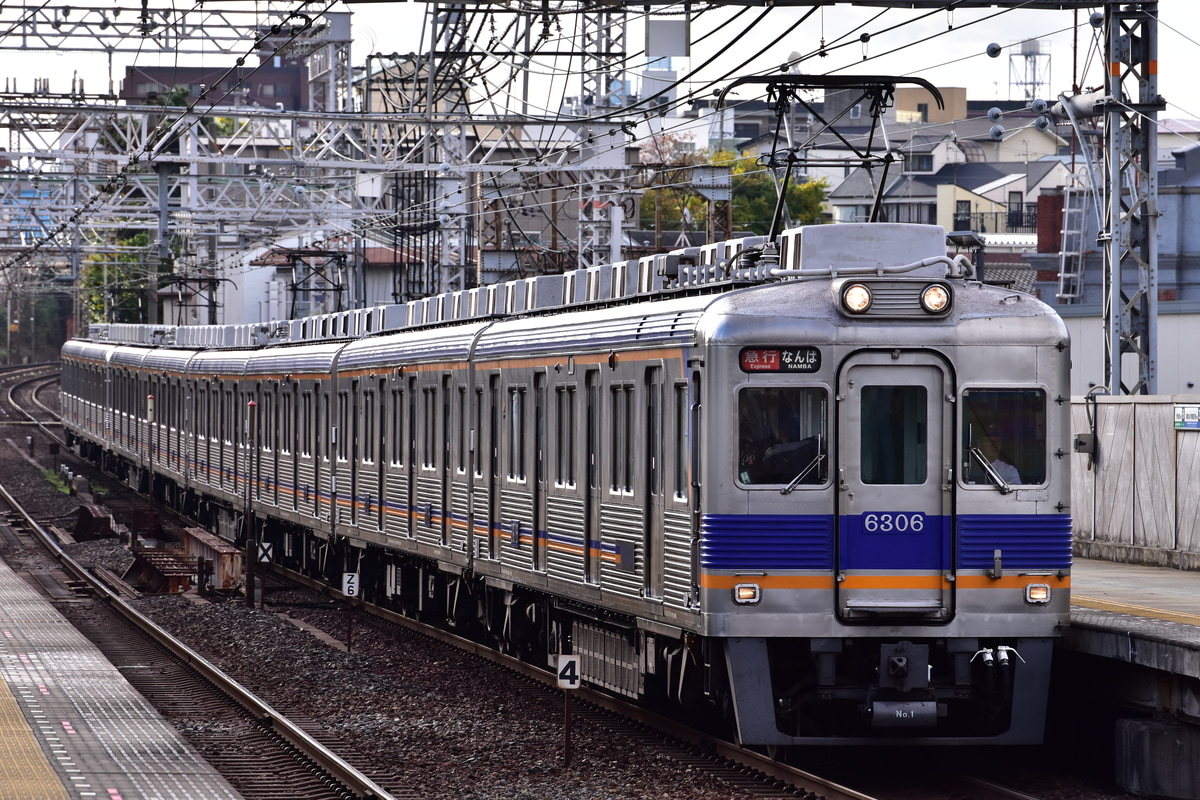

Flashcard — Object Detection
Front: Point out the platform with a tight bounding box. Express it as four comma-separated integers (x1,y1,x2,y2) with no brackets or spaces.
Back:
0,556,242,800
1067,557,1200,708
1070,557,1200,659
1069,558,1200,800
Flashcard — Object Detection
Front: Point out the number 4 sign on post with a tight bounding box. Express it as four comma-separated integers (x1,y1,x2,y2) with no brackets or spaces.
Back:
556,654,581,689
556,654,581,766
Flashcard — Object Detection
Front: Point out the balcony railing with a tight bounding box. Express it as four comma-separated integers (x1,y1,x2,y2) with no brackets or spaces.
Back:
952,209,1038,235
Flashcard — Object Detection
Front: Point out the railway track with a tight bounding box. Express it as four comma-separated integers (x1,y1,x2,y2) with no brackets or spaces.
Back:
0,363,61,426
0,476,397,800
1,377,1088,800
258,563,878,800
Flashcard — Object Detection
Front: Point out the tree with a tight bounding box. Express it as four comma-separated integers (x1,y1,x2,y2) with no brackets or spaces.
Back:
639,143,828,237
713,150,827,235
80,231,156,323
639,132,708,232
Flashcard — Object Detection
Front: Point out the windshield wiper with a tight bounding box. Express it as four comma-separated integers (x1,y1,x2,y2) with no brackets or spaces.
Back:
969,446,1013,495
781,453,826,495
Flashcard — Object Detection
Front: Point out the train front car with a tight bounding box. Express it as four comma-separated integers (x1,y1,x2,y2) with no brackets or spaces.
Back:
699,223,1071,745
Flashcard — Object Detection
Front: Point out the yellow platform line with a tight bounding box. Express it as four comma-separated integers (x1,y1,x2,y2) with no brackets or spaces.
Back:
0,677,69,800
1073,595,1200,627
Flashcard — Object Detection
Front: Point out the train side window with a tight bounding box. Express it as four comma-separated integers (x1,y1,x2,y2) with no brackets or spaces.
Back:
456,386,467,473
390,387,404,466
555,386,576,487
321,392,330,462
738,386,828,486
673,382,689,500
610,384,634,494
262,392,273,453
362,388,375,464
281,391,292,455
508,386,526,480
301,392,312,456
473,387,484,478
860,385,926,485
962,388,1047,486
423,386,438,469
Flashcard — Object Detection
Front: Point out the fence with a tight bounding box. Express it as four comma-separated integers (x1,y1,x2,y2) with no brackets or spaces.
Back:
1071,395,1200,568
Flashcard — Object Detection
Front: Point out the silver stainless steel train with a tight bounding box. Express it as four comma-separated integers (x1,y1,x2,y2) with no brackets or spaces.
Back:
61,222,1072,745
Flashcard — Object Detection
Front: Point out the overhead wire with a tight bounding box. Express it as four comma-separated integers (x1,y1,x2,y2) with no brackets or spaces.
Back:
23,3,1153,298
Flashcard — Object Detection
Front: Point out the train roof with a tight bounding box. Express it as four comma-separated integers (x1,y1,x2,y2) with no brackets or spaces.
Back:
70,223,1031,354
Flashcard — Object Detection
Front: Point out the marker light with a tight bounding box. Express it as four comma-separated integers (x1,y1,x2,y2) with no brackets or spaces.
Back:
1025,584,1051,604
921,283,951,313
733,583,762,605
842,283,872,313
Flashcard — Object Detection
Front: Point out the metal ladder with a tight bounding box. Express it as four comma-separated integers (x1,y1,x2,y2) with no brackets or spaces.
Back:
1056,186,1089,302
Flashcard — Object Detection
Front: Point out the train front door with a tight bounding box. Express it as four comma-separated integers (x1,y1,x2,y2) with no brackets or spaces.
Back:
836,352,954,622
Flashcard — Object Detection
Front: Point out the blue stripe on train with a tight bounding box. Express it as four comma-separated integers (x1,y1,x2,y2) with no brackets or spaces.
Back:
956,514,1073,570
700,514,835,571
699,513,1072,573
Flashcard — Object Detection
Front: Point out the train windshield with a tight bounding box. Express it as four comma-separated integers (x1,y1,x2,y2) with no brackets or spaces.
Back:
860,385,928,485
738,387,827,485
962,388,1047,487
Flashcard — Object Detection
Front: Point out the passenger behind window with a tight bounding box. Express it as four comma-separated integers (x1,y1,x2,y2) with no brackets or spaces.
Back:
973,424,1021,485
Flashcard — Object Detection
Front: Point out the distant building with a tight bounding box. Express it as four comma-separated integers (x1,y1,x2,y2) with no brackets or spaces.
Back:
120,58,309,110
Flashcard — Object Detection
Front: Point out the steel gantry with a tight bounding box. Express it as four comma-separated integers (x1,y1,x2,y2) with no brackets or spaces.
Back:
1101,2,1163,395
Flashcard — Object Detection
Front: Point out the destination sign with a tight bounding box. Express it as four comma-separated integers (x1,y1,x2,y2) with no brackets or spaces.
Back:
739,346,821,373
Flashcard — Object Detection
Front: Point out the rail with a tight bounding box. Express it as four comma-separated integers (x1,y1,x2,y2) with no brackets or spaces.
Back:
264,563,879,800
0,477,397,800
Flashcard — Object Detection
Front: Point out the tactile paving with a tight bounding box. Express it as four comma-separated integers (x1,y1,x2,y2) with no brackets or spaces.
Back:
0,557,242,799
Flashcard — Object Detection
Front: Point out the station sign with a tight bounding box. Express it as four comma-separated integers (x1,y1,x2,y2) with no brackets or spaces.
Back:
739,346,821,373
1175,405,1200,430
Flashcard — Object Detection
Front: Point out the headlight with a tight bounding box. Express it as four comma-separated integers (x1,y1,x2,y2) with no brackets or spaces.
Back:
921,283,951,313
1025,584,1051,604
733,583,761,605
842,283,872,313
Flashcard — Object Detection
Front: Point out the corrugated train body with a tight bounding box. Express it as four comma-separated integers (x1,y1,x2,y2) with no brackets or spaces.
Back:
60,223,1072,745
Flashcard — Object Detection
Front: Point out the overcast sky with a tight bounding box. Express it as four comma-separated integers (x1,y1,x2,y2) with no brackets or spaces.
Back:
347,3,1198,118
2,3,1195,137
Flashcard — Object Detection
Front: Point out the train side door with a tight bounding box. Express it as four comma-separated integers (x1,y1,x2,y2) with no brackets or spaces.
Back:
485,374,502,558
533,371,548,571
836,352,954,622
643,365,665,599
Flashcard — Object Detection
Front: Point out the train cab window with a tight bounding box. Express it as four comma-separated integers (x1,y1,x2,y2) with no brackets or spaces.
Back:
860,385,926,485
962,388,1047,487
738,387,827,486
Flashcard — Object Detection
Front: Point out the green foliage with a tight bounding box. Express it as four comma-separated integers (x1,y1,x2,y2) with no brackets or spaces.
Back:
40,468,70,495
714,150,828,235
638,144,828,236
80,231,156,324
